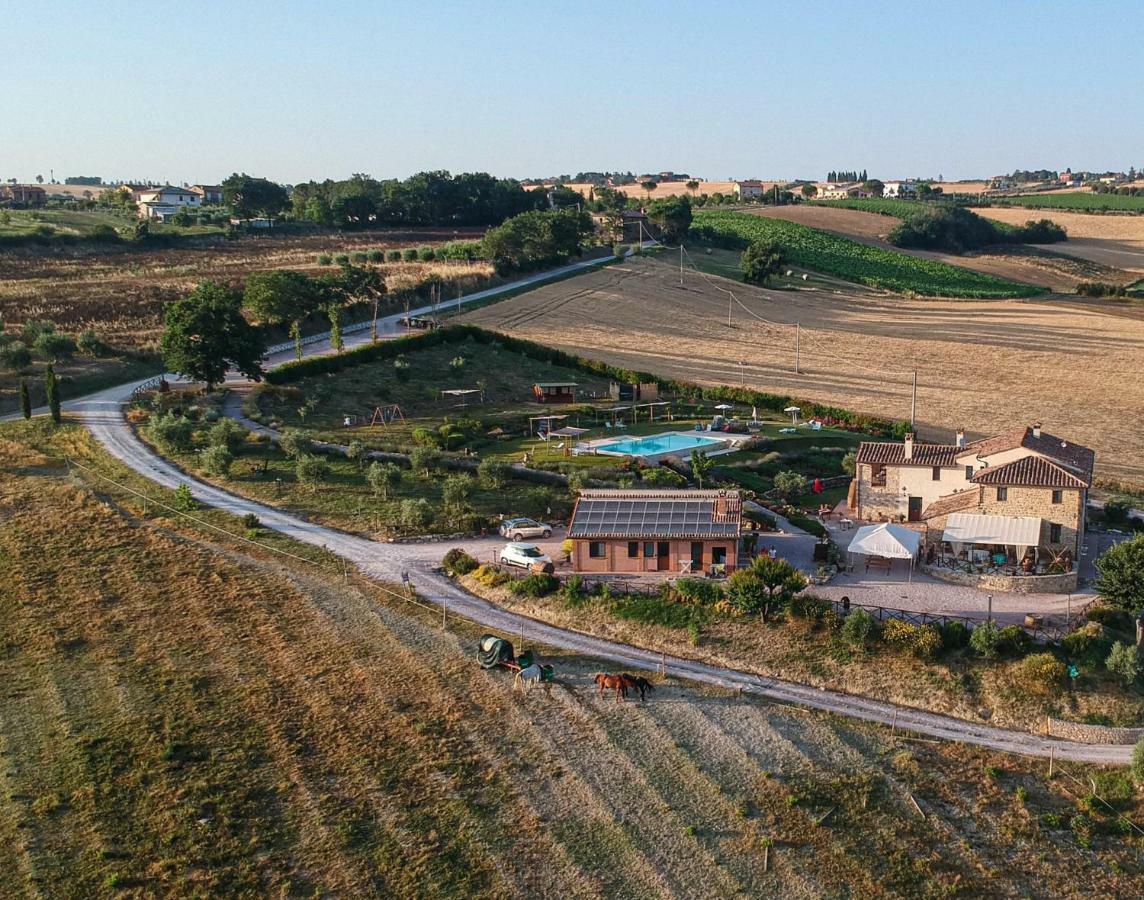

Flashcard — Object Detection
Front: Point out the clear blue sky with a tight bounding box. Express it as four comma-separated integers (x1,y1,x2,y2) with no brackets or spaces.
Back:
3,0,1142,185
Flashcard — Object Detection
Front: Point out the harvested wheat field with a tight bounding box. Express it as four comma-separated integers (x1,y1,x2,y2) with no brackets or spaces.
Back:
748,206,1128,290
974,207,1144,273
0,229,489,349
1,421,1140,898
462,255,1144,486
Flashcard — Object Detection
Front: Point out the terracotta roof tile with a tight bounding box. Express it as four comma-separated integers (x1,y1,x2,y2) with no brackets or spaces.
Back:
960,426,1094,479
971,456,1090,489
855,441,962,467
920,488,981,521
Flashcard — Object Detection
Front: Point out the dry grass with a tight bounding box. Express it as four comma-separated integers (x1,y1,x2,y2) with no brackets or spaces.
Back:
461,254,1144,485
748,206,1130,290
973,207,1144,273
1,420,1140,897
0,229,490,349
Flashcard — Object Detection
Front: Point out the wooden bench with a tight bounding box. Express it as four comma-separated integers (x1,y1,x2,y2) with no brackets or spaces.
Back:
865,556,893,574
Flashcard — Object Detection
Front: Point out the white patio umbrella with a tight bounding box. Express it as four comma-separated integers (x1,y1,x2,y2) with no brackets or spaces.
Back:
783,405,801,425
714,403,733,410
847,522,921,582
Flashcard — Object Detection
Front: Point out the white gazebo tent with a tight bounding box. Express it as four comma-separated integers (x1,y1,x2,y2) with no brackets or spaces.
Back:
941,513,1042,566
847,522,921,581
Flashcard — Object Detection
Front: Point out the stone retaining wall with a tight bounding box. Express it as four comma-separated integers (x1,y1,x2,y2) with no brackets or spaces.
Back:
922,565,1078,594
1047,718,1144,745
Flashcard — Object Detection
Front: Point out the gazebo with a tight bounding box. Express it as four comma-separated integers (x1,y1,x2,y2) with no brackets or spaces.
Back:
847,522,921,581
546,425,589,455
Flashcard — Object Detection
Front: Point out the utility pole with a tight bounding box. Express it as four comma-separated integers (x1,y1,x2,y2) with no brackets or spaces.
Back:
727,292,732,328
795,324,801,374
910,369,917,429
679,243,684,286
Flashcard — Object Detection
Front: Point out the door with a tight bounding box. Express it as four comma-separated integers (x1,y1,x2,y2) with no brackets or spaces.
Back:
908,496,923,522
657,541,670,571
690,542,704,574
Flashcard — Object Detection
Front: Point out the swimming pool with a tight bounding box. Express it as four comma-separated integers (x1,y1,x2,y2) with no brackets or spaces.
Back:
595,432,727,458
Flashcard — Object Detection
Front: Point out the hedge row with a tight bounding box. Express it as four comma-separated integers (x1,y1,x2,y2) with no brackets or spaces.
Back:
264,324,898,435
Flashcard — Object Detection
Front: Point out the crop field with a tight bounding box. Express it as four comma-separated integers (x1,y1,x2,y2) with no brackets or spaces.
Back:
748,206,1129,291
461,254,1144,486
0,229,490,350
1,421,1140,897
808,197,924,218
988,192,1144,213
691,210,1042,298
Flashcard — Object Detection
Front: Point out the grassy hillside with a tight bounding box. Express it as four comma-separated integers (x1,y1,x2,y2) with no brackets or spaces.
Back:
1,419,1141,897
690,210,1043,298
988,192,1144,213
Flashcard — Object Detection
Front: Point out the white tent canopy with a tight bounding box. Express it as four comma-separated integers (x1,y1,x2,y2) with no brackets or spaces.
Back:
942,513,1042,561
848,523,920,559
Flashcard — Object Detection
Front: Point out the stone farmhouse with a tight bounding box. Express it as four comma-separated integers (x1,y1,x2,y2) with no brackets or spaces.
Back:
854,424,1093,574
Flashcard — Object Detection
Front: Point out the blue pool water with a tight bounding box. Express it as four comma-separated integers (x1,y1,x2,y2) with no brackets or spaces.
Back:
598,432,725,457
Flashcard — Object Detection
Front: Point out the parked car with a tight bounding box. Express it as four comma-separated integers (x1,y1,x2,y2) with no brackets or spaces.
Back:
499,542,553,570
498,517,552,540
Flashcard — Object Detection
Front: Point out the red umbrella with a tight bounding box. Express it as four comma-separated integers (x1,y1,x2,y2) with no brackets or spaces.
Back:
812,477,823,494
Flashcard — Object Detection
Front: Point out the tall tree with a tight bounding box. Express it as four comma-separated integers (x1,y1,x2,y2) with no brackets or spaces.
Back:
336,264,388,341
740,239,787,285
44,365,60,423
243,270,322,360
19,378,31,419
689,449,713,488
726,555,807,622
221,173,289,220
647,195,693,244
161,282,264,391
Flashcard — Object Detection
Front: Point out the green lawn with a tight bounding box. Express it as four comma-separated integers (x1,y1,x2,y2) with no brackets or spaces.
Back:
0,207,135,236
690,210,1043,298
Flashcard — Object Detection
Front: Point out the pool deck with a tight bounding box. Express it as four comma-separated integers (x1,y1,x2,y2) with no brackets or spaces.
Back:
581,429,751,461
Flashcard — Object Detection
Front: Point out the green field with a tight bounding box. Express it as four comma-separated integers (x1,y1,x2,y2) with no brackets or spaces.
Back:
0,207,134,237
690,210,1042,298
808,197,923,218
988,192,1144,213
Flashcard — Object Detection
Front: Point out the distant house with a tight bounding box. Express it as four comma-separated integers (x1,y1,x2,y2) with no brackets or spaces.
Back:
1,184,47,207
590,209,653,243
854,423,1093,581
988,175,1014,190
735,180,765,199
820,182,868,200
190,184,223,204
882,180,917,198
1099,173,1127,185
569,489,743,575
136,185,201,221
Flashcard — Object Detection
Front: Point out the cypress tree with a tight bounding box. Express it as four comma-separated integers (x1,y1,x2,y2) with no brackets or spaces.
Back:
20,378,31,419
45,364,61,424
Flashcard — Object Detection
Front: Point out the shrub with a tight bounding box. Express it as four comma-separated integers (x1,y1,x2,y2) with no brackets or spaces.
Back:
1105,641,1141,685
772,469,805,503
295,453,330,487
316,253,333,265
145,412,194,451
789,593,831,622
1103,500,1130,525
1095,534,1144,613
207,417,247,451
675,577,723,605
402,248,418,262
200,444,234,477
1085,605,1134,633
385,249,402,262
969,620,1001,658
278,428,314,459
334,253,350,265
841,608,878,647
366,461,402,499
76,329,109,356
417,245,435,261
478,457,511,489
510,573,560,597
351,251,368,263
883,618,920,649
241,513,261,530
367,248,384,262
913,625,943,659
473,564,512,587
996,625,1030,656
1132,735,1144,785
21,319,55,344
1062,621,1114,668
0,340,32,371
640,465,687,487
442,548,479,576
172,483,197,511
941,620,970,650
399,498,434,530
1012,652,1066,696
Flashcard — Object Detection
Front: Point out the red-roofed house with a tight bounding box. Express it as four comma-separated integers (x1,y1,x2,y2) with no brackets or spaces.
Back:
854,423,1092,578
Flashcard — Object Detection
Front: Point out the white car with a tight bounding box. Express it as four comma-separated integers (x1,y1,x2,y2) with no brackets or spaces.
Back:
499,542,552,570
498,517,553,540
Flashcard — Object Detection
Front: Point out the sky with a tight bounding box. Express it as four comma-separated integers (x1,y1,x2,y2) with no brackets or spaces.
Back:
2,0,1142,185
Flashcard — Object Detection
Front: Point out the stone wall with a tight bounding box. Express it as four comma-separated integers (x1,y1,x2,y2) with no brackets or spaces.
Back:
1047,718,1144,745
921,565,1078,594
977,484,1084,560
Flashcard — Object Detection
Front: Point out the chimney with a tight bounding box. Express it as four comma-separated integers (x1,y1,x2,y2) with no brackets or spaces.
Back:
1032,422,1042,439
904,432,914,460
955,428,965,448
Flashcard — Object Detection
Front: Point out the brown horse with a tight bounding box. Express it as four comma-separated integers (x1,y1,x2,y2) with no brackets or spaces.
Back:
620,674,655,702
594,673,627,702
